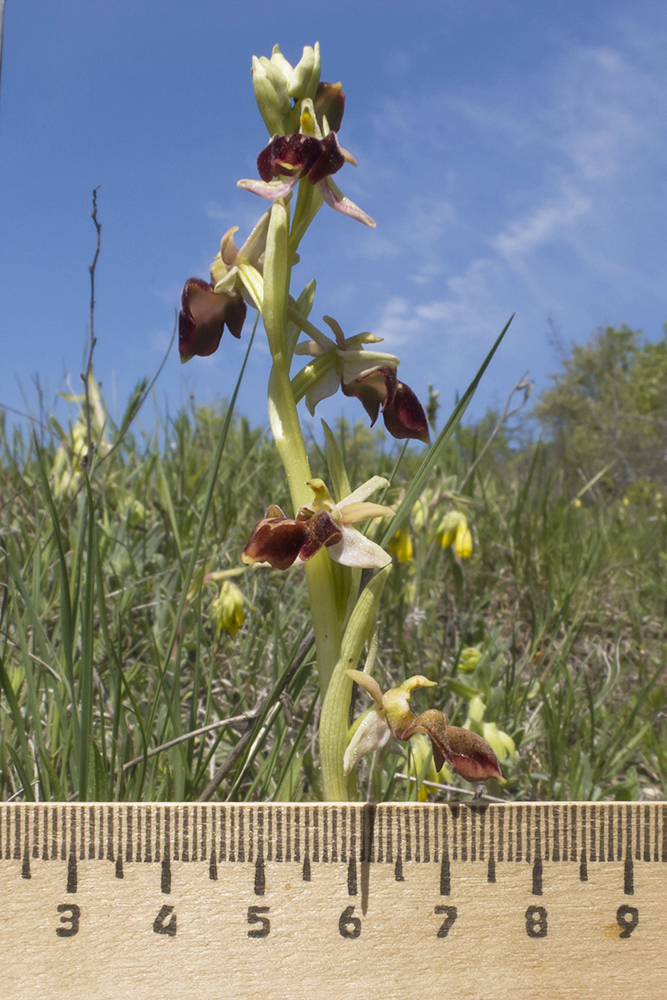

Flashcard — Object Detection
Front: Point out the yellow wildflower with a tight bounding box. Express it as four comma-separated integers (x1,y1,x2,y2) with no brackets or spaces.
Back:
209,581,246,637
389,527,413,563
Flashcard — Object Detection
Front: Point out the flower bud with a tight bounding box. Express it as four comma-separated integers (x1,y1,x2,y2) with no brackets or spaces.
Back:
209,580,245,637
459,647,482,672
268,45,294,84
252,55,291,135
314,81,345,132
438,510,463,547
481,721,516,764
289,43,321,101
454,517,473,558
411,496,429,533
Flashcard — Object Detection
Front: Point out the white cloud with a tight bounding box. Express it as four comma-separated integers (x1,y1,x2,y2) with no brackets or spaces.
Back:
491,186,591,260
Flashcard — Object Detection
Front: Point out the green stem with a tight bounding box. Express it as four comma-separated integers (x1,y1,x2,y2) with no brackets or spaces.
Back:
319,566,391,800
262,200,343,701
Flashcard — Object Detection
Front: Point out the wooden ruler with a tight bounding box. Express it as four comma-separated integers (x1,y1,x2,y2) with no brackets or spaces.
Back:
1,802,665,999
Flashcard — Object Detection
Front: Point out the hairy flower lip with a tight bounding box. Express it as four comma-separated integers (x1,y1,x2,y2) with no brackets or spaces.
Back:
240,512,313,570
257,133,322,182
178,279,247,363
407,710,504,783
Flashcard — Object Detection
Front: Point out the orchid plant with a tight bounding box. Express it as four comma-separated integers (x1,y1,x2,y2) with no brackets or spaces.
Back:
179,43,504,801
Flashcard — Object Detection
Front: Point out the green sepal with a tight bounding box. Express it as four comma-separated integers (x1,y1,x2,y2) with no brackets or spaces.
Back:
286,281,317,359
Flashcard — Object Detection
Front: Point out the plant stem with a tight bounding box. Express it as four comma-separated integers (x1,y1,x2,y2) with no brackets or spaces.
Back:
263,201,343,701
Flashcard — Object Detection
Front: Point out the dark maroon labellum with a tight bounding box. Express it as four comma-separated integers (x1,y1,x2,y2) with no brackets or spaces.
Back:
242,506,343,570
342,367,430,443
178,279,247,363
257,134,322,183
256,132,346,186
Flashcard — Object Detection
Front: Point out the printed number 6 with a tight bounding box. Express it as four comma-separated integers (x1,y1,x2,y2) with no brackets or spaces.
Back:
339,905,361,939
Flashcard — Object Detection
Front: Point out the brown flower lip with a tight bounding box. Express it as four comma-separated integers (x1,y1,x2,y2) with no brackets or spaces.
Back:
409,709,504,783
178,278,247,363
241,505,342,570
342,366,431,444
257,131,346,187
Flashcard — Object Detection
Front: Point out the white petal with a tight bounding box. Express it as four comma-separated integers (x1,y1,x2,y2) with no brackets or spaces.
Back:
327,525,391,568
343,709,392,775
337,476,390,508
340,349,399,382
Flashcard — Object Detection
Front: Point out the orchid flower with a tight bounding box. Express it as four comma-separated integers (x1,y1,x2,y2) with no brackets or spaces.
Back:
344,670,504,784
293,315,399,412
291,315,430,443
241,476,394,570
178,212,270,363
238,98,375,228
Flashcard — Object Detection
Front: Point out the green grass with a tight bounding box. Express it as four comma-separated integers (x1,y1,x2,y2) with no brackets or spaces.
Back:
1,383,666,803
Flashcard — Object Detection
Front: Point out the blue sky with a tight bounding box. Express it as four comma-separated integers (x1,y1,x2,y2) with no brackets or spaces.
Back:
1,0,666,437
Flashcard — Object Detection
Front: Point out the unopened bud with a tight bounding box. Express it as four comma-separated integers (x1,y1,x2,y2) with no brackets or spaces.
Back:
289,42,321,101
314,81,345,132
269,45,294,84
459,647,482,672
252,55,291,135
389,527,413,563
481,721,516,763
209,580,245,637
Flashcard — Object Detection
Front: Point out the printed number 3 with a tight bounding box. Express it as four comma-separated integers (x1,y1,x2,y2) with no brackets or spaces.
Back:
56,904,80,937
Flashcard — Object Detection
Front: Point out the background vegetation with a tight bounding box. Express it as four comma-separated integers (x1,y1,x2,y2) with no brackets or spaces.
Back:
1,322,666,804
